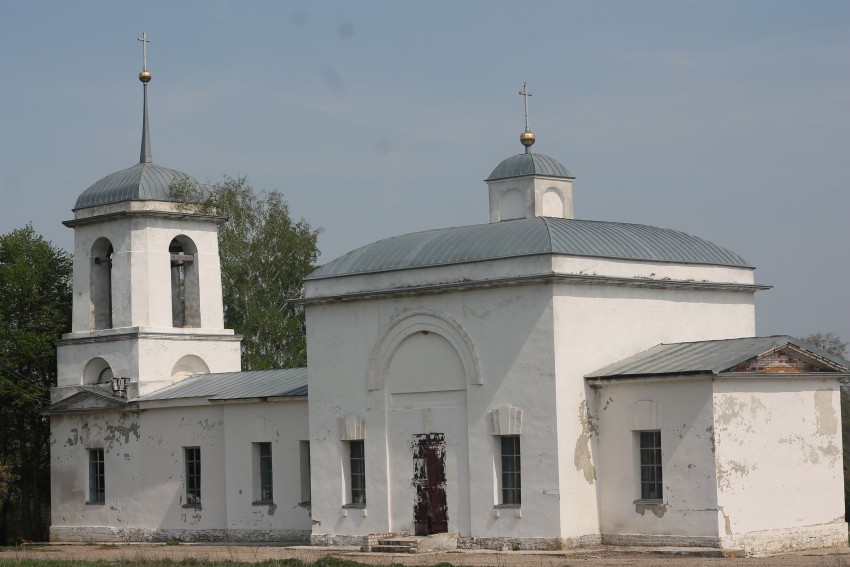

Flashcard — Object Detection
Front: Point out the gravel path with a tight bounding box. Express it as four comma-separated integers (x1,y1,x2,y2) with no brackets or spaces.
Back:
3,543,850,567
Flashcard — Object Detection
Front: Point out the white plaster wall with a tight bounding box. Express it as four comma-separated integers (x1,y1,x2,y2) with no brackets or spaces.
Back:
552,283,756,539
56,335,241,395
222,400,311,536
486,176,574,222
593,379,719,537
305,254,756,300
306,284,563,542
51,399,310,540
712,378,845,538
50,411,142,531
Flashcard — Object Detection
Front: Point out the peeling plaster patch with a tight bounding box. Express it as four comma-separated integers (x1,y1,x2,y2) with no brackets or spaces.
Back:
573,400,597,484
635,502,667,518
718,505,732,536
716,459,752,491
706,426,715,454
105,422,141,446
814,390,838,436
267,503,277,516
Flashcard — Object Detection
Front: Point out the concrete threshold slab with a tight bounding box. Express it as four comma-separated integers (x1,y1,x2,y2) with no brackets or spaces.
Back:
653,546,746,558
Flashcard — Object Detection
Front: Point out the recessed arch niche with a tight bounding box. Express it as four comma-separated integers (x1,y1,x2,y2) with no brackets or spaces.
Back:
541,187,565,217
368,310,481,391
170,354,210,384
499,189,525,221
82,357,113,385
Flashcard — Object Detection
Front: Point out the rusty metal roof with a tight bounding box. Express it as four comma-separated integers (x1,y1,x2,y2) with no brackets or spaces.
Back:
74,162,197,210
307,217,752,280
587,336,848,379
139,368,308,401
486,152,574,181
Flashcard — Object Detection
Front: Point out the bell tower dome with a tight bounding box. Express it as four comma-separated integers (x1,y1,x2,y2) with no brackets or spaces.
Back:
485,83,576,222
54,33,241,400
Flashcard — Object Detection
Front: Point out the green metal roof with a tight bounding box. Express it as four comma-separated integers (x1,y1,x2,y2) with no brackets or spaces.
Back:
307,217,752,280
587,336,848,378
74,162,197,211
138,368,308,401
486,152,574,181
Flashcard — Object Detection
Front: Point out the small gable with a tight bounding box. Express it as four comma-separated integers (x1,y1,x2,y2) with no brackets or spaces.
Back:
726,345,845,374
45,388,131,414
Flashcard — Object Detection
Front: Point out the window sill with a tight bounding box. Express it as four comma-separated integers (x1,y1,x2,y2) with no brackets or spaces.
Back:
85,501,105,506
182,504,202,509
252,500,274,506
494,504,521,509
342,503,366,509
298,500,311,509
633,499,663,505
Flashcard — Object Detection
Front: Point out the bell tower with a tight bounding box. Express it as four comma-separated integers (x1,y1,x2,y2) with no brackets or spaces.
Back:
53,33,241,401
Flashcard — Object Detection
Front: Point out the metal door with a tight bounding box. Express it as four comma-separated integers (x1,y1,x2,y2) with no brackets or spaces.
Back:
412,433,448,535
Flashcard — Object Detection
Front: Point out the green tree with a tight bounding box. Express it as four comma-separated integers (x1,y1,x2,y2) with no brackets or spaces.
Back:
0,225,72,543
798,331,848,361
173,176,321,370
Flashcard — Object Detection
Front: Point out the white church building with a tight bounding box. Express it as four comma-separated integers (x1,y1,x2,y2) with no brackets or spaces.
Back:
47,54,848,556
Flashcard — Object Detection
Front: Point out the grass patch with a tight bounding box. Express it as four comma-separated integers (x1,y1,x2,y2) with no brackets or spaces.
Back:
0,558,429,567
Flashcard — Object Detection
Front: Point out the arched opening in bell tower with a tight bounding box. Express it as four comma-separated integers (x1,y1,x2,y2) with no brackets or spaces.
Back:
169,236,200,328
90,238,114,330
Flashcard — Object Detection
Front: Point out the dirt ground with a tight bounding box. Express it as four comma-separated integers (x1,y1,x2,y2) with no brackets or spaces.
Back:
3,543,850,567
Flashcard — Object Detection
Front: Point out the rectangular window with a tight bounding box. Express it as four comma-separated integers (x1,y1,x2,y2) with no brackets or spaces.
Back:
349,440,366,505
184,447,201,506
88,449,105,504
252,442,273,503
639,431,663,501
299,441,311,505
500,436,521,506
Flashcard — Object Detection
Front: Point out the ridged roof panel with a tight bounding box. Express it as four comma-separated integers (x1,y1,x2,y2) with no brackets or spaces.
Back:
307,217,752,280
138,368,308,401
74,162,197,210
587,336,848,378
486,152,574,181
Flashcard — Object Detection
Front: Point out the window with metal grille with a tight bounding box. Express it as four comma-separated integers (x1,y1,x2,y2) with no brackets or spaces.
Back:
88,449,105,504
184,447,201,506
253,442,273,503
349,440,365,505
639,431,662,501
500,436,521,505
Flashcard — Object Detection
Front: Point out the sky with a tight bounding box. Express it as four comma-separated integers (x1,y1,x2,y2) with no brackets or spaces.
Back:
1,1,848,344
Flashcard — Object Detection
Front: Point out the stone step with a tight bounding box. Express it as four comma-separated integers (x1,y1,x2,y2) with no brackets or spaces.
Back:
371,544,417,553
379,537,420,546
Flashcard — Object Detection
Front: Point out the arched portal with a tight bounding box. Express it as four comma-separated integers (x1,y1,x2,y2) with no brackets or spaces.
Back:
371,311,475,537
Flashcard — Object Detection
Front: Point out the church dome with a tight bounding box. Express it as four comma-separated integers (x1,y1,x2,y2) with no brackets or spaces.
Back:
74,162,197,211
486,152,574,181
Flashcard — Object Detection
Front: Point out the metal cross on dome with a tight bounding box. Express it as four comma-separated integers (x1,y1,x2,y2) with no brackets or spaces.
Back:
519,82,532,131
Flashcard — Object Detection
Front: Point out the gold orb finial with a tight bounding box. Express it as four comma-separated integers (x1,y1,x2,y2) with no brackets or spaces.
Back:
520,129,536,148
139,69,152,83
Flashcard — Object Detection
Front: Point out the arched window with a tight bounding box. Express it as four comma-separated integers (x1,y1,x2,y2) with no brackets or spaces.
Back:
90,238,114,329
169,236,200,328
